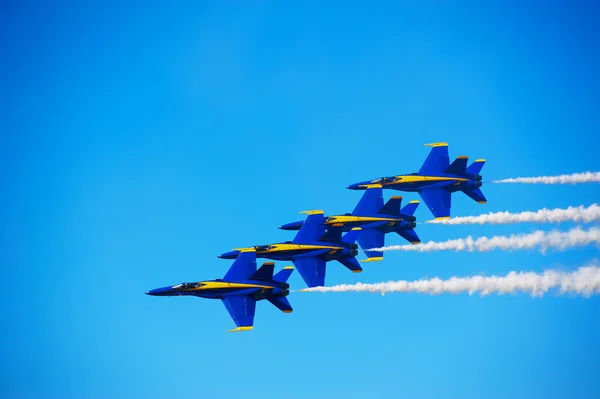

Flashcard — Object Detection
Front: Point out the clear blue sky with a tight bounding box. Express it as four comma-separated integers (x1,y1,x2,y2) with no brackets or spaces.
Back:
2,1,600,398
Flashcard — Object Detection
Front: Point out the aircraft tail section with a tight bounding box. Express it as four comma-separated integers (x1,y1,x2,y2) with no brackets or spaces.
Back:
267,296,293,313
395,228,421,244
378,196,402,216
249,262,274,281
273,266,294,283
292,211,325,244
466,159,485,175
337,257,363,273
352,186,384,216
400,200,419,217
462,187,487,204
341,227,362,245
444,156,468,175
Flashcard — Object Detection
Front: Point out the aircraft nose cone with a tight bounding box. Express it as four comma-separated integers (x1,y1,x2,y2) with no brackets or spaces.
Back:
219,250,240,259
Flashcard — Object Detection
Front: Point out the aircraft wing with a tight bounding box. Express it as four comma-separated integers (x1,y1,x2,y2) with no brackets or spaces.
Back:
223,250,257,281
419,188,451,219
419,143,450,174
352,186,384,215
293,212,325,244
222,295,256,332
357,229,384,259
292,257,326,287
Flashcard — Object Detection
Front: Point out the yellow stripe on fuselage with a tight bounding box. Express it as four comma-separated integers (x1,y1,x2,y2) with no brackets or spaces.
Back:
326,215,399,224
189,281,273,291
390,175,469,184
258,243,342,253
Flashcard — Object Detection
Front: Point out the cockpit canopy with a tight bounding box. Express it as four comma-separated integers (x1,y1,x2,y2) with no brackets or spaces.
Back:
256,245,276,251
173,282,204,290
373,176,400,183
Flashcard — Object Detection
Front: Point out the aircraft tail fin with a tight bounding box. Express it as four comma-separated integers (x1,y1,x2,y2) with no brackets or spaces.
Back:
400,200,420,217
267,296,293,313
444,156,468,175
395,228,421,244
273,266,294,283
341,227,362,245
377,196,402,216
462,187,487,204
249,262,275,281
466,159,485,175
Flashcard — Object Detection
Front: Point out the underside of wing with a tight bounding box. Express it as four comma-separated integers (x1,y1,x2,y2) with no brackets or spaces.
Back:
292,257,326,288
222,295,256,332
419,188,452,219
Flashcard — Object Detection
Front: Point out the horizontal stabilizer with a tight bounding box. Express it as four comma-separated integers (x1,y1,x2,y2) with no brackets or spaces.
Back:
395,228,421,244
400,200,419,217
444,156,468,175
378,196,402,216
337,257,363,273
273,266,294,283
249,262,274,281
267,296,293,313
466,159,485,175
462,187,487,204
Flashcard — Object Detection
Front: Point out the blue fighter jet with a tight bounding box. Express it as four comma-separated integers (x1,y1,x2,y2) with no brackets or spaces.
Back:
146,249,294,332
279,186,421,262
347,142,486,219
219,211,362,288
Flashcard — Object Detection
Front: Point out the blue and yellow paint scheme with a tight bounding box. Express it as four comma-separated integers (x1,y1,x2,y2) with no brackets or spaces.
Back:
279,186,421,261
347,142,486,219
219,211,362,288
146,249,294,332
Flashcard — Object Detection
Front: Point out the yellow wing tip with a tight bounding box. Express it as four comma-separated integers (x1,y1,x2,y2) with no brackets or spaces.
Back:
360,257,383,263
409,200,420,204
477,201,487,204
228,326,253,332
283,266,294,270
352,269,363,273
424,142,448,147
351,227,363,231
282,310,293,313
300,210,324,215
411,241,421,245
435,216,451,220
457,155,468,159
475,159,486,162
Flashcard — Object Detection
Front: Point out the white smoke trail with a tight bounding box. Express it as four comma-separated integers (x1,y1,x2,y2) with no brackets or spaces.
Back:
303,262,600,297
427,204,600,225
493,171,600,184
372,227,600,253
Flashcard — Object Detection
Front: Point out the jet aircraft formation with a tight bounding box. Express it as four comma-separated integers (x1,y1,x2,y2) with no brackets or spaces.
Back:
147,142,487,331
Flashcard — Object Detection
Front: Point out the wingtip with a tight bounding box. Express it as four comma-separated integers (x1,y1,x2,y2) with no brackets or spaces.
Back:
474,159,486,162
408,200,420,204
477,201,487,204
228,326,253,332
424,142,448,147
360,257,383,263
435,216,451,220
299,210,324,215
283,266,294,270
282,310,293,313
352,269,363,273
411,241,421,245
